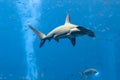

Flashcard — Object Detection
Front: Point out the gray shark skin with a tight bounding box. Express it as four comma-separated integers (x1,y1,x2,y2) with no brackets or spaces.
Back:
29,14,95,48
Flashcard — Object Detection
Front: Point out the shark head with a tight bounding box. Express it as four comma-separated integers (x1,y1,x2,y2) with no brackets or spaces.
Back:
76,26,95,37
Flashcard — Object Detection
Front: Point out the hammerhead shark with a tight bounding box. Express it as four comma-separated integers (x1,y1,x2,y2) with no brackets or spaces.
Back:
29,14,95,48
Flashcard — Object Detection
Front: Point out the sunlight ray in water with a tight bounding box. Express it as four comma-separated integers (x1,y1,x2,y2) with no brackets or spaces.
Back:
16,0,41,80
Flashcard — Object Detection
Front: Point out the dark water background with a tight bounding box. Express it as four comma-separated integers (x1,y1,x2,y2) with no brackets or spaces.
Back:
0,0,120,80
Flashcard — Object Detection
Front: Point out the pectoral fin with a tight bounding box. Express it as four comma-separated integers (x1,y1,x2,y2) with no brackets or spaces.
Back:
69,38,76,46
54,38,59,42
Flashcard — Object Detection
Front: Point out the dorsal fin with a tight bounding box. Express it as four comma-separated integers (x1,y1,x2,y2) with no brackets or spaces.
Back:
65,14,70,24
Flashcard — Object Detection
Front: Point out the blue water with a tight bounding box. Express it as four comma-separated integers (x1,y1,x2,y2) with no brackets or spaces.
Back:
0,0,120,80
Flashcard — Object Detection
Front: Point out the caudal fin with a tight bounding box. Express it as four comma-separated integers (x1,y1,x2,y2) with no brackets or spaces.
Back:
29,25,46,48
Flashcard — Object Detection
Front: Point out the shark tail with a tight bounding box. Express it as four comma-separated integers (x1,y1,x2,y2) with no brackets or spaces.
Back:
29,25,46,48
